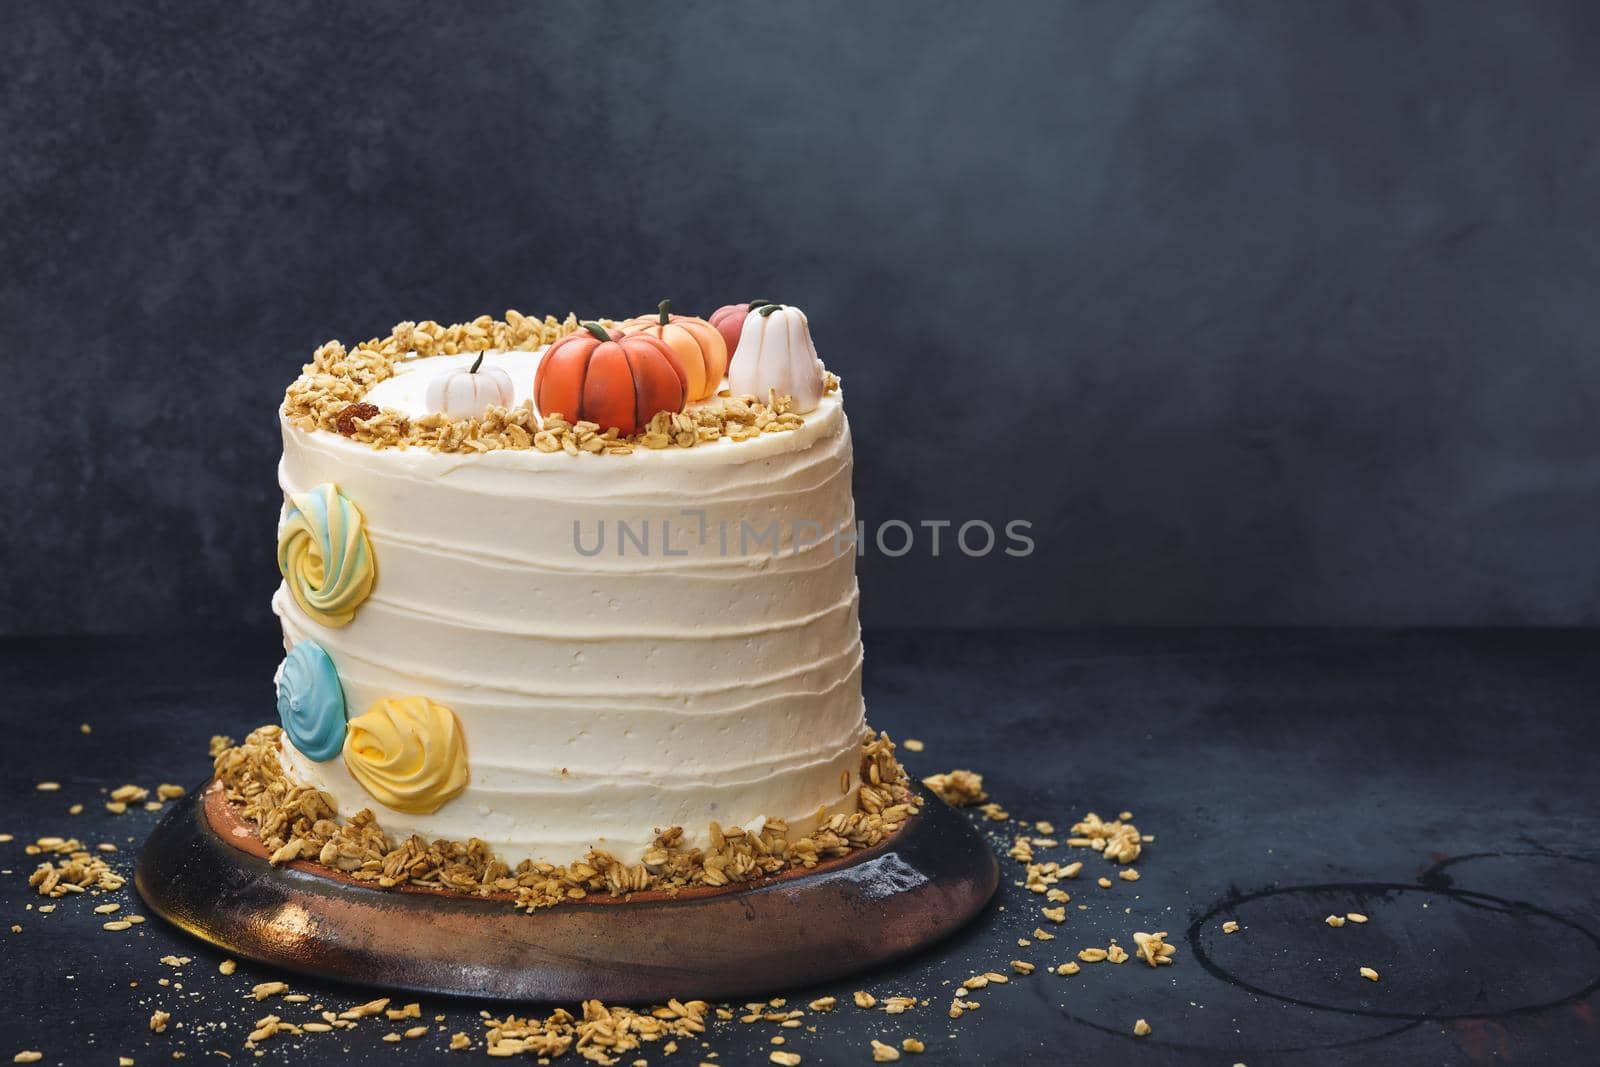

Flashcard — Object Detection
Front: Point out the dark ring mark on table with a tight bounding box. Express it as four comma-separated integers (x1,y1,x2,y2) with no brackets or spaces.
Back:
1187,874,1600,1022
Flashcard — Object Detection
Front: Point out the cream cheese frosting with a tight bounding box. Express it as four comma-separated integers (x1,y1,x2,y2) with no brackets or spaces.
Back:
274,348,866,864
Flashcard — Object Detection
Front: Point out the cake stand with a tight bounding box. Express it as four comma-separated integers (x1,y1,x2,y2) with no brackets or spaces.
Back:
135,781,999,1002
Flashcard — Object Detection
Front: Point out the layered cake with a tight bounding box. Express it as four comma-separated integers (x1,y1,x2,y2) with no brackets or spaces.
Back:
218,302,916,901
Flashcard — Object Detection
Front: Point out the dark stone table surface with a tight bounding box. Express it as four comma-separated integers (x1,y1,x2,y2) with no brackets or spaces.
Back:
2,628,1598,1064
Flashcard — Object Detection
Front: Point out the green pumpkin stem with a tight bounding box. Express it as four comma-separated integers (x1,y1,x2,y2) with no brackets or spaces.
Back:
757,302,783,317
469,350,486,374
658,299,671,326
581,321,612,343
748,298,773,308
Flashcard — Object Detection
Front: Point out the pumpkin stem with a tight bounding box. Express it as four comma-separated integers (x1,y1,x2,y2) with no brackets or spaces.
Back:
581,321,612,343
658,299,671,326
748,298,773,308
469,350,486,374
757,302,783,317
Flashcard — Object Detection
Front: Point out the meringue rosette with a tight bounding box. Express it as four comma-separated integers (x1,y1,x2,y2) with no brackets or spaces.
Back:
276,483,375,628
274,640,347,762
343,695,469,814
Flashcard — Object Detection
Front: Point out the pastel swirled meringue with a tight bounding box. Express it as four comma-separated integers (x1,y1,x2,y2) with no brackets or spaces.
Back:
277,483,375,628
343,696,469,814
275,640,347,761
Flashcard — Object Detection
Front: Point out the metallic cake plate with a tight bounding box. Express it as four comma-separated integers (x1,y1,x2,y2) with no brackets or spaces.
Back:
135,780,999,1002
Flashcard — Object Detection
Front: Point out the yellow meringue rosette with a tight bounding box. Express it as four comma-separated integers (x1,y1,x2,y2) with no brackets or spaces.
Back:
277,483,375,628
343,696,469,814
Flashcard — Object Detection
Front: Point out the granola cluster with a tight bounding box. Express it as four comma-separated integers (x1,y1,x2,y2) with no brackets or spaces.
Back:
281,310,839,455
1067,810,1143,864
533,392,808,457
482,1000,709,1061
26,836,126,897
921,769,988,807
283,311,575,428
212,726,918,911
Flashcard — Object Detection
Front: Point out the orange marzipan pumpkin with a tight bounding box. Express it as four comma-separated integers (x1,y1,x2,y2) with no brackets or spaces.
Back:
533,322,687,436
618,300,730,403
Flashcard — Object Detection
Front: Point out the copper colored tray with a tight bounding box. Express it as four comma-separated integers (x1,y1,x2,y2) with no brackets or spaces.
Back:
134,779,998,1002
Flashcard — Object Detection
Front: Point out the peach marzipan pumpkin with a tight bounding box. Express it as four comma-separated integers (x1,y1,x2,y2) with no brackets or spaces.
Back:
618,300,729,403
709,298,770,361
533,322,687,436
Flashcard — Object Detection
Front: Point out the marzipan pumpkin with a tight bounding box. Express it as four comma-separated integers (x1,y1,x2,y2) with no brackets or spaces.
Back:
728,302,826,413
709,298,770,364
618,300,729,402
533,322,687,436
424,350,515,419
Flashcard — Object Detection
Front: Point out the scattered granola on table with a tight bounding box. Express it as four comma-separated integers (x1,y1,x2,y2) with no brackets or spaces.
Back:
1132,931,1177,967
978,801,1010,821
7,731,1200,1060
26,837,124,898
1067,811,1143,864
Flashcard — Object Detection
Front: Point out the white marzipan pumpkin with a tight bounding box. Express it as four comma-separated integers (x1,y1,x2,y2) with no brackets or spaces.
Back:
424,351,515,419
727,303,826,413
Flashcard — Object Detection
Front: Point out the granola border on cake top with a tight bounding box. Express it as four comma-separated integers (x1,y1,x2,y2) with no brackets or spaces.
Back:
282,310,838,456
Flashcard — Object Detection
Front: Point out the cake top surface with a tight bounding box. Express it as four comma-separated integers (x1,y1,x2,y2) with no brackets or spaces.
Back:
282,308,839,457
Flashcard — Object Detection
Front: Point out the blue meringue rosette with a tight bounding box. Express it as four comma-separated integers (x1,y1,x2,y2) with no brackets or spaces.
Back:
276,640,348,761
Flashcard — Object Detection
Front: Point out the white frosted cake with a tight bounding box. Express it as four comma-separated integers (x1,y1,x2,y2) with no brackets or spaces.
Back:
246,304,913,884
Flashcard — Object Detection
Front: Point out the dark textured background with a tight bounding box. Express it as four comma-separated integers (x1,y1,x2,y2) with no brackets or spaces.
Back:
5,0,1600,633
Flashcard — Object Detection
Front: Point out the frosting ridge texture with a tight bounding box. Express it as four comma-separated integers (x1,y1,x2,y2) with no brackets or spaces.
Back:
275,350,865,864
